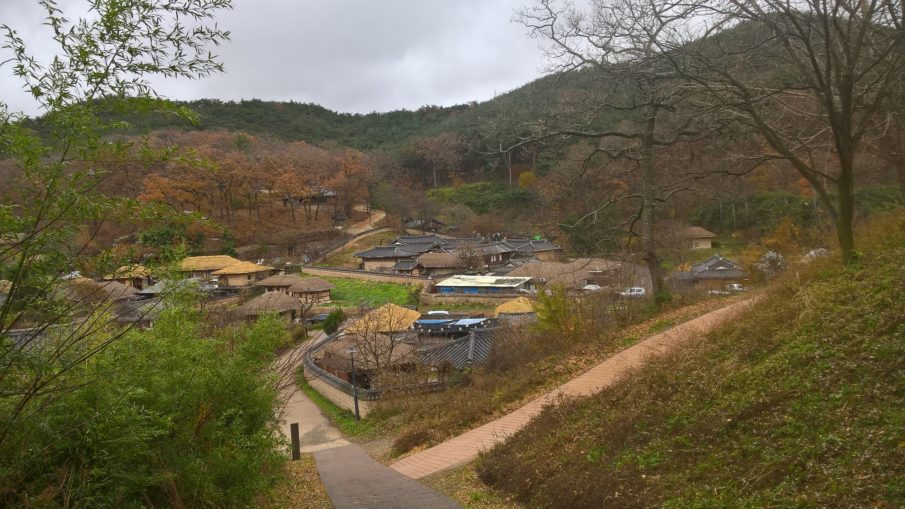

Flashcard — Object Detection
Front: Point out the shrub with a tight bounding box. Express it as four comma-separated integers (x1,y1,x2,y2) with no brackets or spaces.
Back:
323,309,346,334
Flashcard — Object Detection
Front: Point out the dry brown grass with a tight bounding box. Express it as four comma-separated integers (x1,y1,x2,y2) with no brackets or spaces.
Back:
424,464,524,509
368,294,745,457
259,455,333,509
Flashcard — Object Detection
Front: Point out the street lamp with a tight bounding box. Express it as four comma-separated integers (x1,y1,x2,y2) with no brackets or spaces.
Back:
346,345,360,421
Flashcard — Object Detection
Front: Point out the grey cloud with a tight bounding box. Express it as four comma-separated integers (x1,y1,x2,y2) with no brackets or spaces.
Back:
2,0,547,116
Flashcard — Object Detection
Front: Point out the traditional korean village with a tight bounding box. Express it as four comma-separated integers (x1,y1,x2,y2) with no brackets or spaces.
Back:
2,1,904,508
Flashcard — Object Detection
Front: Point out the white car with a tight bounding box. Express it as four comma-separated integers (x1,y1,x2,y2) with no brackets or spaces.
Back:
582,284,603,292
426,310,450,316
619,287,647,298
726,283,746,292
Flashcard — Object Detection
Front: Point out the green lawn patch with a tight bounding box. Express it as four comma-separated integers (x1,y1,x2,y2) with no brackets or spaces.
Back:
296,374,380,438
321,277,418,308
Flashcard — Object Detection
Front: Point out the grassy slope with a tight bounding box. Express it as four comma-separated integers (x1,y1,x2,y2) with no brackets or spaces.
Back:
476,215,905,508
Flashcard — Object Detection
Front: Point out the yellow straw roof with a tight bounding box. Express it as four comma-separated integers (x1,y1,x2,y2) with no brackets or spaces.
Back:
212,261,274,276
180,255,242,271
103,264,150,280
495,297,535,316
346,303,421,334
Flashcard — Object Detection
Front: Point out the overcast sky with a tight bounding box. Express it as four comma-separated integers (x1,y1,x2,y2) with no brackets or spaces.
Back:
1,0,551,117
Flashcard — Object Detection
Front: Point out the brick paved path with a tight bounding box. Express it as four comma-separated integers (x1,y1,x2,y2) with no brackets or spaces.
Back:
314,445,461,508
390,299,755,479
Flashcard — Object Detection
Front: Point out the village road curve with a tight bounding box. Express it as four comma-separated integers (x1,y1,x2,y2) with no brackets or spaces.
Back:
389,298,758,479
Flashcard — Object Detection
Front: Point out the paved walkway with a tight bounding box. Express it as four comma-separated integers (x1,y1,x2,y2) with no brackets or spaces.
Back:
276,333,459,507
315,445,461,509
390,298,756,479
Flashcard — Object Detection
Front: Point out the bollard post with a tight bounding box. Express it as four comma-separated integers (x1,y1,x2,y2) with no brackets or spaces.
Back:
290,422,301,460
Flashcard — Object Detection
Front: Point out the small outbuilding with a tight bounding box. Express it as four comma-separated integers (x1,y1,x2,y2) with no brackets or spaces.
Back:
237,291,303,321
254,274,306,294
680,226,717,250
494,297,537,323
179,255,242,280
102,264,153,290
288,278,335,304
212,261,274,288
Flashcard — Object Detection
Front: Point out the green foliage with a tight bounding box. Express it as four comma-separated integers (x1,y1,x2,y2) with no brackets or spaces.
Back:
477,214,905,508
1,306,287,507
427,182,537,215
325,277,418,308
690,191,816,234
296,375,378,437
322,309,346,335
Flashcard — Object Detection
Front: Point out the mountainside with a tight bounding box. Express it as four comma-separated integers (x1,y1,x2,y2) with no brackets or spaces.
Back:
87,72,578,151
476,213,905,508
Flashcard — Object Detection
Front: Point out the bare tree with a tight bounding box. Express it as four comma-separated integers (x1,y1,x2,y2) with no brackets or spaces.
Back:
344,305,419,388
515,0,716,293
666,0,905,263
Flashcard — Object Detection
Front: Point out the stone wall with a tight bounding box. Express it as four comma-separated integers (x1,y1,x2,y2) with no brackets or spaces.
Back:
301,266,428,287
419,292,524,306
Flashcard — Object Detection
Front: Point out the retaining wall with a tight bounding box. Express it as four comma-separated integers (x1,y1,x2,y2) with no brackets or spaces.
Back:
301,266,429,287
419,292,524,306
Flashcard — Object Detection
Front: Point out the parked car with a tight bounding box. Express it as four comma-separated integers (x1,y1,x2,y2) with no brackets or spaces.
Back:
619,287,647,299
305,312,331,324
726,283,746,292
426,310,450,316
582,284,603,292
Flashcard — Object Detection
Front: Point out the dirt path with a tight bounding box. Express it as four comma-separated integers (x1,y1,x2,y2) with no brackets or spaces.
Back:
346,207,386,235
389,298,757,479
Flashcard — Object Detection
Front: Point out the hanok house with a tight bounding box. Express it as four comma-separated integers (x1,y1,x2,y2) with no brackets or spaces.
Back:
211,261,275,288
254,274,305,295
236,291,303,321
671,254,747,290
179,255,242,280
405,218,447,233
317,303,423,388
415,252,465,277
435,275,534,295
507,258,651,293
101,264,152,290
504,239,565,262
494,296,537,323
354,246,424,272
680,226,717,250
288,278,335,304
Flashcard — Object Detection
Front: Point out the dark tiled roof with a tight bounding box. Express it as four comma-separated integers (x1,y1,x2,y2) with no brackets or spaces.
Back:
505,239,562,253
355,246,421,259
394,235,449,245
420,331,494,369
393,259,421,271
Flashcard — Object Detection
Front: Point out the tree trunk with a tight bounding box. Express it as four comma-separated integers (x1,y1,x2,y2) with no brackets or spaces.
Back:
640,112,662,295
896,159,905,200
836,156,856,264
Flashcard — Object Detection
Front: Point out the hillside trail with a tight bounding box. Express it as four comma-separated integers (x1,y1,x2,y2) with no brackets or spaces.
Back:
389,298,757,479
274,332,461,508
346,206,386,235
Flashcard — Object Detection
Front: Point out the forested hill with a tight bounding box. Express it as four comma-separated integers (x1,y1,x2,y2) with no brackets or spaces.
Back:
87,72,577,151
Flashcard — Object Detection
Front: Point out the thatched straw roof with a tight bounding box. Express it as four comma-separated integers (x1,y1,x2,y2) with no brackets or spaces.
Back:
212,261,273,276
507,258,624,289
103,264,150,280
65,278,138,302
289,278,335,293
255,274,305,288
495,297,535,316
345,303,421,334
680,226,716,239
180,255,242,271
416,252,465,269
238,292,301,317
